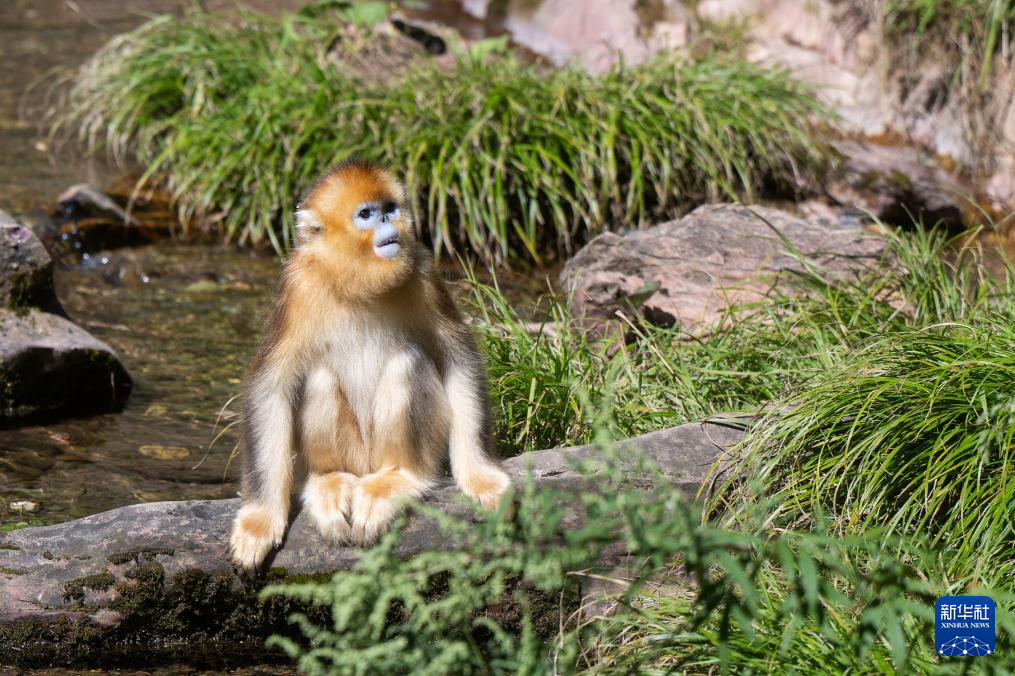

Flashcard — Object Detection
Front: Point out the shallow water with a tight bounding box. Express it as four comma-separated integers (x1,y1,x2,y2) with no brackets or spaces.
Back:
1,242,280,526
0,0,299,529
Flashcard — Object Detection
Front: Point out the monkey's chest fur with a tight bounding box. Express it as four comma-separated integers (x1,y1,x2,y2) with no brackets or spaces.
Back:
297,312,450,478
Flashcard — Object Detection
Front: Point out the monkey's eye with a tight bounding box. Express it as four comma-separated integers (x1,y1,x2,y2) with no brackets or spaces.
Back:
383,202,398,215
357,207,374,220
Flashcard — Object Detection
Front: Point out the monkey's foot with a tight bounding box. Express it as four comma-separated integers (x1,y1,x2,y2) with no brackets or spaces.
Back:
460,467,512,511
229,503,287,574
303,471,356,542
348,468,427,546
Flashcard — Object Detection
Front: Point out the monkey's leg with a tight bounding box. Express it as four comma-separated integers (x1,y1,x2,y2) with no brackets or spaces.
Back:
349,466,432,545
446,361,511,510
348,350,438,545
229,364,300,573
300,367,362,542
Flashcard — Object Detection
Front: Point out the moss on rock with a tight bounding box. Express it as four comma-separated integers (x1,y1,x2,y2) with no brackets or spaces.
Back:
1,560,333,670
106,546,175,565
63,570,116,604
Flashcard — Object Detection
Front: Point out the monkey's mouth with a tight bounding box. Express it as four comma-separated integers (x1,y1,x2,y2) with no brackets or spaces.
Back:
373,230,401,259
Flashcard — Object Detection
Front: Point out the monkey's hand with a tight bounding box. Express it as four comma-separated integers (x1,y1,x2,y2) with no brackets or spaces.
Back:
229,503,287,574
460,466,512,511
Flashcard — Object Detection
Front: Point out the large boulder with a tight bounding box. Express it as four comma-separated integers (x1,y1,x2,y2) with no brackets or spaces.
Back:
0,309,132,419
0,421,743,668
0,210,60,313
561,204,887,329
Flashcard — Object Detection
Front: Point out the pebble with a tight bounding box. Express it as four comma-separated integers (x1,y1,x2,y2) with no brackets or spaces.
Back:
10,501,37,512
139,445,190,460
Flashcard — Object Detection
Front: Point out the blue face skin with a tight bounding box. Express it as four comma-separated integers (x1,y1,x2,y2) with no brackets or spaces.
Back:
353,201,402,259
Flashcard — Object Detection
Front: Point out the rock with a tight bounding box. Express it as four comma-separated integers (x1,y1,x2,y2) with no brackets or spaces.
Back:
0,210,61,313
705,1,1012,206
0,208,133,421
9,501,37,512
561,204,887,329
0,421,743,668
0,309,131,420
826,140,965,230
52,184,155,253
499,0,689,73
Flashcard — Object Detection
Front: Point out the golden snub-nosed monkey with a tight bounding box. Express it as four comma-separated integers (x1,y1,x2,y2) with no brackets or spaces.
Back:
228,161,510,574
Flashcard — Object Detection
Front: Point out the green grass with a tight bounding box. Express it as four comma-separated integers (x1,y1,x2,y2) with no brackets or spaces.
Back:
697,225,1015,587
476,222,1015,589
714,317,1015,587
54,6,831,264
473,279,826,455
449,224,1015,672
585,567,1014,674
226,217,1015,672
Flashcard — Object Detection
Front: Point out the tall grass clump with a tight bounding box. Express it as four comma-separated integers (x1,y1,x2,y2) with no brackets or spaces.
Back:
713,230,1015,586
54,7,830,263
716,318,1015,586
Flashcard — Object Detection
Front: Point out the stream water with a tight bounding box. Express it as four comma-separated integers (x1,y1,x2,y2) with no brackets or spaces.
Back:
0,1,316,529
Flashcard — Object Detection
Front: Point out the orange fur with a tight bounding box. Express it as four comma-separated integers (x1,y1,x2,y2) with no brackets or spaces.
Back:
236,509,271,540
296,164,415,304
358,467,413,500
319,471,356,495
461,474,506,503
230,162,509,572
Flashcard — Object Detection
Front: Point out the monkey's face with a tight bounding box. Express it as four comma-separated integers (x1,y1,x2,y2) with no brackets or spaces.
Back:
350,199,405,260
295,163,416,297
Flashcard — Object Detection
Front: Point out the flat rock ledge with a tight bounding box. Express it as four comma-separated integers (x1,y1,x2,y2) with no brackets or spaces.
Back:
0,421,743,669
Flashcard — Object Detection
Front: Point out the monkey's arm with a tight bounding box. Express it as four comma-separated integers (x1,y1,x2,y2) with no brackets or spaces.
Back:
444,342,511,510
229,295,309,573
420,262,510,509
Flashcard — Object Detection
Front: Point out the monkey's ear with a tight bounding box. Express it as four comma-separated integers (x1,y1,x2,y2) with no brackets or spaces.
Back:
295,209,323,243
